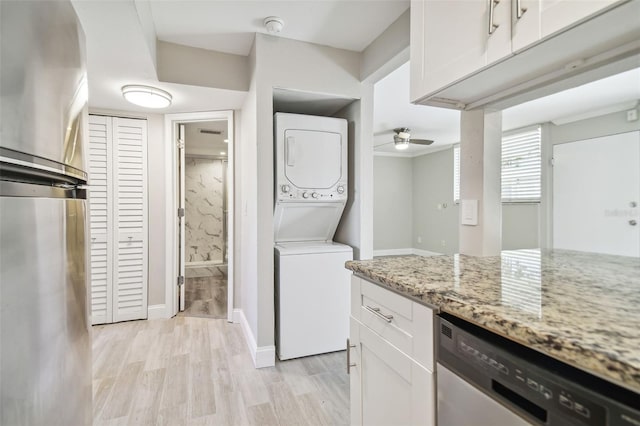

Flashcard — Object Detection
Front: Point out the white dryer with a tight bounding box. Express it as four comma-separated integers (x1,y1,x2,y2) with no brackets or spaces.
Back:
273,112,353,360
274,113,348,242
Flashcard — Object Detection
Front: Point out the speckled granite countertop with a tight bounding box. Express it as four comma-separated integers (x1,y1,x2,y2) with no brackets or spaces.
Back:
345,249,640,394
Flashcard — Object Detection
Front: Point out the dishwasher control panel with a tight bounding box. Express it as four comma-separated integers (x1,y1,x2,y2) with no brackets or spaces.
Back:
438,314,639,426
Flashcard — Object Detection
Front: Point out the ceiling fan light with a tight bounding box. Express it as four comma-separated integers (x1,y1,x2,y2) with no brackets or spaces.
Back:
398,131,410,139
395,141,410,150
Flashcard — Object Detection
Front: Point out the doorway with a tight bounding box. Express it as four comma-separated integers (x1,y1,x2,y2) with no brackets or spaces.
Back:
164,111,235,321
181,121,229,317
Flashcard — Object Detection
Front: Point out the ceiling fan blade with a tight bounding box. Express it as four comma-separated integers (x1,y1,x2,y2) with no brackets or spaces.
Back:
410,139,434,145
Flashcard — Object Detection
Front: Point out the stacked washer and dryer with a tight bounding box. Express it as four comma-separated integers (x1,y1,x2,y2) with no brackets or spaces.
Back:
273,113,353,360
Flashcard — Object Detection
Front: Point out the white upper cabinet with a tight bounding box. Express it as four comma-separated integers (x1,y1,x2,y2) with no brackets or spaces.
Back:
539,0,619,38
411,0,638,109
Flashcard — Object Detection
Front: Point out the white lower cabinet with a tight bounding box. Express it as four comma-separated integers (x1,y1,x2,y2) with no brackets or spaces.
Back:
349,275,436,426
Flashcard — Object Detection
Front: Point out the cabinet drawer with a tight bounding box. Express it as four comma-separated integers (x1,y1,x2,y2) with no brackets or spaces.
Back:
350,275,434,370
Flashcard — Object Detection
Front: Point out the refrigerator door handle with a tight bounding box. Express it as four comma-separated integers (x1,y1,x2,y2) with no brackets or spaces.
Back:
0,147,87,183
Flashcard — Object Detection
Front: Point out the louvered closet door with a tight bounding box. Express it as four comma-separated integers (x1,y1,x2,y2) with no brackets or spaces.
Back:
112,118,148,322
88,115,113,325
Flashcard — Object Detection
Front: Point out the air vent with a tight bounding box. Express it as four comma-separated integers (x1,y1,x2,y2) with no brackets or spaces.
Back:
199,129,222,135
441,323,452,339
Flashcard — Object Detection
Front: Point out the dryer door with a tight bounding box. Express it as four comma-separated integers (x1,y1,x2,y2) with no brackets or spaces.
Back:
284,129,342,189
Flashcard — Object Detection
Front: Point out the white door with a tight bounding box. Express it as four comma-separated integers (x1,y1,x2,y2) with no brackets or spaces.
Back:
553,131,640,257
178,123,186,312
88,115,113,325
351,320,435,426
112,118,148,322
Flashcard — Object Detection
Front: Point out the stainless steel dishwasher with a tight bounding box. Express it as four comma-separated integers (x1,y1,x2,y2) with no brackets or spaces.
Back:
436,314,640,426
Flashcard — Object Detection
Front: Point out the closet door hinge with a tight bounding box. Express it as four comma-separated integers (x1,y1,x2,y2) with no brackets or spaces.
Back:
177,276,185,286
178,207,185,218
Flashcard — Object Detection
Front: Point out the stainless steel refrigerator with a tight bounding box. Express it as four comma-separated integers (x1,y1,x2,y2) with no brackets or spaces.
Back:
1,1,93,424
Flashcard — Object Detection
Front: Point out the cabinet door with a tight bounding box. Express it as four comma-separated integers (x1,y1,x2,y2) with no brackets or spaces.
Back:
351,320,435,426
512,0,541,52
88,115,113,325
349,318,362,426
411,0,512,102
112,118,148,322
539,0,620,38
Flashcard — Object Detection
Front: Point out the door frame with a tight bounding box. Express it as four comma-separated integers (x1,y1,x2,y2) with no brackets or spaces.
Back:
164,110,235,321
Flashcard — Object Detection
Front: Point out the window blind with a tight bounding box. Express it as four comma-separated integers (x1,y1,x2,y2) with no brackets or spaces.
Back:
501,126,541,202
452,126,541,203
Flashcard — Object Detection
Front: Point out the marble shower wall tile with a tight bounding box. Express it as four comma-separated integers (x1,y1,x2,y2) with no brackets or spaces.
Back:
185,157,224,263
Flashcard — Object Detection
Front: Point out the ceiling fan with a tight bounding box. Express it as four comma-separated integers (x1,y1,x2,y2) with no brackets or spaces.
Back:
391,128,434,150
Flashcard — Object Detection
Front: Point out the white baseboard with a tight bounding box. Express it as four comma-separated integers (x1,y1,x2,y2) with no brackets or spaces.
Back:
373,248,414,257
234,309,275,369
412,248,443,257
147,304,168,319
373,248,443,257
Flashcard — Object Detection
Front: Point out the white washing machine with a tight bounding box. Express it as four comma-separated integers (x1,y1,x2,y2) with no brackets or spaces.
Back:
273,112,353,360
275,241,352,360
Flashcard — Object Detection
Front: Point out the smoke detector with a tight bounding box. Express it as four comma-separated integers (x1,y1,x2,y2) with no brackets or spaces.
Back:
264,16,284,34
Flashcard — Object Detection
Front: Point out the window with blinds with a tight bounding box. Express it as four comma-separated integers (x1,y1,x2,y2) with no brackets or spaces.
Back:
501,126,541,202
452,126,542,203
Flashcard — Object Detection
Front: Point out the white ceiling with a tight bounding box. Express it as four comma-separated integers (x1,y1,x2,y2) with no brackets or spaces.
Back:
72,0,247,113
149,0,410,56
374,62,640,157
73,0,409,113
373,62,461,156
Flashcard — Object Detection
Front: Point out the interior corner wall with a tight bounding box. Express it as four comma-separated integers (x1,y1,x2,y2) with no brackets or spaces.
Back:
249,34,364,349
373,156,413,251
334,84,374,260
237,43,259,345
89,109,166,307
412,148,459,254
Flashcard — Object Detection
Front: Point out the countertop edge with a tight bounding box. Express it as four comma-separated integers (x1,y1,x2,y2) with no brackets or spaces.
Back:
350,269,640,395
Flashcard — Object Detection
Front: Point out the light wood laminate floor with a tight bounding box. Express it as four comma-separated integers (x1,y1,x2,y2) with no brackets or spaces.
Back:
92,317,349,425
183,266,227,319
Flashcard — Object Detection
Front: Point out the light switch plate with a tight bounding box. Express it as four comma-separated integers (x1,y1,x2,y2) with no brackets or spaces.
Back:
461,199,478,226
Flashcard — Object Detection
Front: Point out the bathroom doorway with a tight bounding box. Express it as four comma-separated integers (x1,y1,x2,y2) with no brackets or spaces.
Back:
180,120,229,318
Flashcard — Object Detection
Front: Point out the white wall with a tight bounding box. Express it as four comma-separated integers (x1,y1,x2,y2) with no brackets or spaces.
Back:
237,43,259,349
334,90,375,260
373,156,413,250
157,41,249,92
413,148,460,255
235,34,366,360
502,204,540,250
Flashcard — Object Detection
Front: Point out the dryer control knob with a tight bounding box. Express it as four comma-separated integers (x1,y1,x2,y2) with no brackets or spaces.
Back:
337,186,345,194
281,185,290,193
302,192,309,199
311,192,319,199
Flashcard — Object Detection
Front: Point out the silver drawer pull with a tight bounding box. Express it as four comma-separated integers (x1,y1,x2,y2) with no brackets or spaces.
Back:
365,305,393,323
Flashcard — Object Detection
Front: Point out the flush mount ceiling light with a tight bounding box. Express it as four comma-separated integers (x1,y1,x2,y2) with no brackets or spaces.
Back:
122,85,172,108
264,16,284,34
